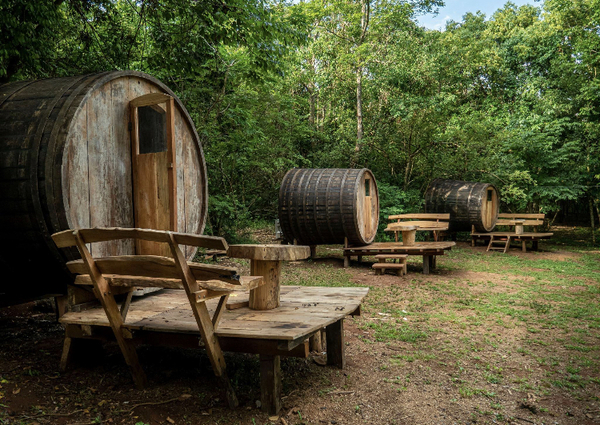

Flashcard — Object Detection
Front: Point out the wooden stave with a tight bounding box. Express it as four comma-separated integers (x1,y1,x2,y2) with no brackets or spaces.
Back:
0,71,209,305
0,75,89,303
424,179,499,232
278,168,378,245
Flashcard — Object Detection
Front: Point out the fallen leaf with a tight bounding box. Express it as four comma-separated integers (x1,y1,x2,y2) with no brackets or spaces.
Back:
179,394,192,400
12,388,20,395
98,399,107,406
269,416,279,421
280,418,288,425
166,417,175,424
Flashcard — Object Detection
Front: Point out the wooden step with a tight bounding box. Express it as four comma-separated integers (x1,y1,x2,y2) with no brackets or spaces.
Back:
372,263,406,269
374,254,408,260
372,262,406,276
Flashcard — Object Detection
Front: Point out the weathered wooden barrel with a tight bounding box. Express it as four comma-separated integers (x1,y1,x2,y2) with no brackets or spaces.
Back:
278,168,379,246
424,179,499,232
0,71,208,306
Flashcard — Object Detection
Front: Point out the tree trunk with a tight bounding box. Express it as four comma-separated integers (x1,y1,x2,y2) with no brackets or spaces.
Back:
590,196,596,245
356,68,363,151
354,0,369,158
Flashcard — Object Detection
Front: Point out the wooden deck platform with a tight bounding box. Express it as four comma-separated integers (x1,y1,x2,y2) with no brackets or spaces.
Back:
61,286,367,342
59,286,368,414
471,232,553,252
344,241,456,274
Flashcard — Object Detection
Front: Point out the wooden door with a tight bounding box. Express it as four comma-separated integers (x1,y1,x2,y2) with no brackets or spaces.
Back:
363,177,373,238
484,187,497,229
130,93,177,255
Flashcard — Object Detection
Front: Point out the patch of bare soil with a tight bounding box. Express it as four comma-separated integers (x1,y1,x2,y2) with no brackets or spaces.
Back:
1,242,599,425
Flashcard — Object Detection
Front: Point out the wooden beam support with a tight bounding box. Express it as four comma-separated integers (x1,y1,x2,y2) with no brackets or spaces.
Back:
73,231,147,389
326,319,345,368
310,330,323,352
167,233,238,408
119,289,134,322
422,255,431,274
260,354,282,416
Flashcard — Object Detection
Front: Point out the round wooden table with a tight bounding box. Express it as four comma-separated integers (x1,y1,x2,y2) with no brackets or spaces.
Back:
385,223,418,246
227,244,310,310
509,219,526,235
385,221,449,243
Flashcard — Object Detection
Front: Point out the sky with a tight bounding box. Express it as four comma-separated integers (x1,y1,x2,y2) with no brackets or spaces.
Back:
416,0,541,30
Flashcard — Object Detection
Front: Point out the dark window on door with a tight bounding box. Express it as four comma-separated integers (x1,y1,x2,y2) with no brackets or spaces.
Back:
138,105,167,154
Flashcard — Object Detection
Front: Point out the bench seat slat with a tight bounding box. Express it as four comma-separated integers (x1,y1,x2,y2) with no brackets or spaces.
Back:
74,274,264,291
67,255,238,283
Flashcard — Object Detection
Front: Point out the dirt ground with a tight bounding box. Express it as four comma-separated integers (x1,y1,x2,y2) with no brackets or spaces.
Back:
1,234,599,425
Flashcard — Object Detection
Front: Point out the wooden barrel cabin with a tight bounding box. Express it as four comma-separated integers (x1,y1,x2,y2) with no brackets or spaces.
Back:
0,71,208,306
424,179,499,232
278,168,379,246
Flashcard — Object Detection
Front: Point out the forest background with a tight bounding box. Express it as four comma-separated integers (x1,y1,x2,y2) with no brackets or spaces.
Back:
2,0,599,242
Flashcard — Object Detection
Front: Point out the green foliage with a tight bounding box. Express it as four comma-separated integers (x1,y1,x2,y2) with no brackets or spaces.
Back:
2,0,598,237
376,183,422,240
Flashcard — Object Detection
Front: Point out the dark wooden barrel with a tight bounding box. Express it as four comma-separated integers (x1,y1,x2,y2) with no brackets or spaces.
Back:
0,71,208,306
424,179,499,232
278,168,379,246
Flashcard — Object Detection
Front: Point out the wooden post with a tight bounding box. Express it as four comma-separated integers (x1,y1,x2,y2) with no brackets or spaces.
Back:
249,260,281,310
60,336,73,372
343,237,350,268
422,255,430,274
326,319,345,368
310,245,317,259
522,240,527,252
310,330,323,352
260,354,282,415
55,295,68,320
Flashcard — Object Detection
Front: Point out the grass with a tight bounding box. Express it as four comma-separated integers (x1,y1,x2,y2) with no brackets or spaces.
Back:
275,231,600,419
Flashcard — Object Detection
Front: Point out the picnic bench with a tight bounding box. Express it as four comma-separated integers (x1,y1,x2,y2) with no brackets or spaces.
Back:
344,241,455,274
53,228,368,415
385,213,450,242
471,213,553,252
367,213,451,275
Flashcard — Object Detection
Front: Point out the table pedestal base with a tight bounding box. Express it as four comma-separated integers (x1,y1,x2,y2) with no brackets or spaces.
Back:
249,260,281,310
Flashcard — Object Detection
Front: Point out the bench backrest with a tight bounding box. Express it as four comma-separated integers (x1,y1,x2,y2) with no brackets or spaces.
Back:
388,213,450,222
496,213,545,227
52,227,241,294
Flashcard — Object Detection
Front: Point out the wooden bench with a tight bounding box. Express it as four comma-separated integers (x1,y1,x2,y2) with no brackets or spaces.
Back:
52,227,265,408
471,213,553,252
372,254,407,276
